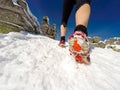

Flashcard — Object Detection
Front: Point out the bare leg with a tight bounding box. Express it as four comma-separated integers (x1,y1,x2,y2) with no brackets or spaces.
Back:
76,4,91,27
60,0,74,42
60,24,66,37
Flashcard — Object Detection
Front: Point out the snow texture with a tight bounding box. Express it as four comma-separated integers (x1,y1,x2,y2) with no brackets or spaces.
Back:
0,31,120,90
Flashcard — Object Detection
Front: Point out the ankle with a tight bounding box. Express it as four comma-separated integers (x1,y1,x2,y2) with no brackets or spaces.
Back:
60,36,65,41
74,24,88,36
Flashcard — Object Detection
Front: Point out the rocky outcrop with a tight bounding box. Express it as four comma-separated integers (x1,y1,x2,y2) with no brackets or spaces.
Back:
40,16,57,39
88,37,106,48
0,0,39,33
88,37,120,52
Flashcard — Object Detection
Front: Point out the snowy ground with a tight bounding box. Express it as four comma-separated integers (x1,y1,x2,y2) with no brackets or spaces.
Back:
0,31,120,90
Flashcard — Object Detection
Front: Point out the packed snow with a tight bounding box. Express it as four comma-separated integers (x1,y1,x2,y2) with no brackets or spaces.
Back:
0,31,120,90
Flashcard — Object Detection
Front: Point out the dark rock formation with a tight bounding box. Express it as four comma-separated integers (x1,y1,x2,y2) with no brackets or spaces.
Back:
0,0,39,33
41,16,57,39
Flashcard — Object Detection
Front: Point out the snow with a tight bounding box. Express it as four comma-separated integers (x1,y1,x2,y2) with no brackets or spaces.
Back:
12,0,21,7
0,31,120,90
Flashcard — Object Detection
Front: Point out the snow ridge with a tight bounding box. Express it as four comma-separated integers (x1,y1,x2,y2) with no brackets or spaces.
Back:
0,31,120,90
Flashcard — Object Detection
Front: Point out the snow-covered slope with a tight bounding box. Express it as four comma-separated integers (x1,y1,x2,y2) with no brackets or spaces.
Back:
0,32,120,90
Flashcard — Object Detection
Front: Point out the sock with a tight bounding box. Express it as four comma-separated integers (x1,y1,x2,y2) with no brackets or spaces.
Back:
74,24,88,36
60,36,65,41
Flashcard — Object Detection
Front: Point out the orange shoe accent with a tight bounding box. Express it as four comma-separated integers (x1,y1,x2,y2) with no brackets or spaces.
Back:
72,39,82,52
75,55,83,63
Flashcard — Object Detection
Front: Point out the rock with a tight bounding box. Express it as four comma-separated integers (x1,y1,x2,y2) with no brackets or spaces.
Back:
116,38,120,45
107,45,120,52
91,43,99,47
88,36,120,52
105,38,117,45
88,37,94,43
98,42,106,48
107,45,116,49
42,16,49,25
93,36,101,43
0,0,39,34
118,38,120,42
41,16,57,39
88,37,105,48
116,41,120,45
90,42,106,48
41,24,49,35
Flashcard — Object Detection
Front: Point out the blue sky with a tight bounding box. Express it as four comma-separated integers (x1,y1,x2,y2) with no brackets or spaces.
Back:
26,0,120,40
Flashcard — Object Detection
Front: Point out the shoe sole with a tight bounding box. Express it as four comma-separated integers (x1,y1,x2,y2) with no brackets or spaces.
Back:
58,43,66,48
68,37,90,64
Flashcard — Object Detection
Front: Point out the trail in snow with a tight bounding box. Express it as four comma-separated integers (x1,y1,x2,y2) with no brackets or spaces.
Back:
0,31,120,90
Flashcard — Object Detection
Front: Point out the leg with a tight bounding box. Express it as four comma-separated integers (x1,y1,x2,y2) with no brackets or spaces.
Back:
60,25,66,38
60,0,75,36
69,0,91,64
76,4,91,27
59,0,75,47
75,0,91,35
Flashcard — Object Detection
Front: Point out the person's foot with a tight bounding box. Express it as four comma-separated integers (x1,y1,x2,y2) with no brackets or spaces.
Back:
68,31,90,64
58,40,65,47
